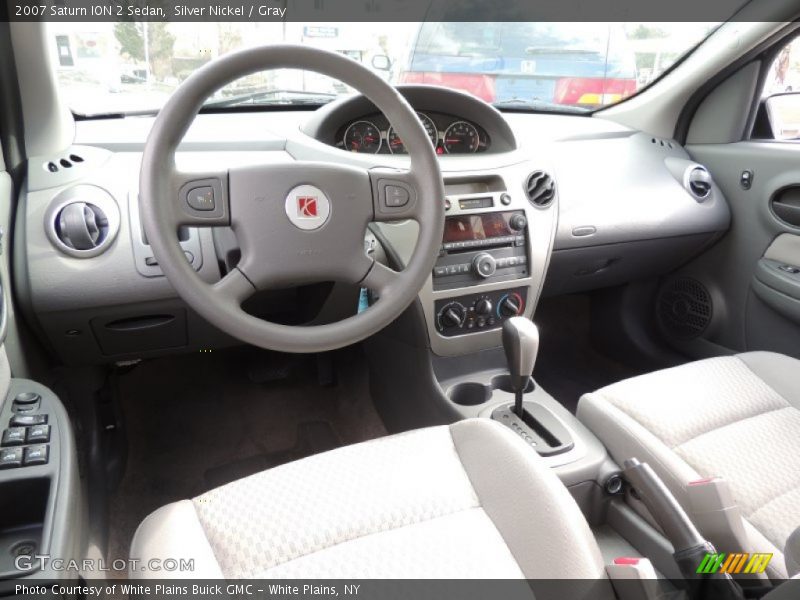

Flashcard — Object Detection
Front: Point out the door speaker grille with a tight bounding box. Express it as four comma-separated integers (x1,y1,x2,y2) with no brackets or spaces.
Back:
657,278,712,340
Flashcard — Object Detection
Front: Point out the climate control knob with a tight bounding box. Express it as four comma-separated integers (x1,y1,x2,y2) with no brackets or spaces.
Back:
438,303,466,329
509,213,528,231
474,298,493,316
498,293,523,317
472,253,497,278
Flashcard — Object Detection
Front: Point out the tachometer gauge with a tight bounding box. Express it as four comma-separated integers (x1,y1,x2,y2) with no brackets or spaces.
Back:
387,113,438,154
343,120,381,153
443,121,480,154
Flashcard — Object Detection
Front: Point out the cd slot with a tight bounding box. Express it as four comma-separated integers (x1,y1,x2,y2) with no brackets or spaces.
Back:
442,235,524,253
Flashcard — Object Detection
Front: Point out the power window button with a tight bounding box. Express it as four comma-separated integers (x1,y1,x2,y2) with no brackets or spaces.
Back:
23,445,49,467
10,414,48,427
26,425,51,444
1,427,26,446
0,447,23,469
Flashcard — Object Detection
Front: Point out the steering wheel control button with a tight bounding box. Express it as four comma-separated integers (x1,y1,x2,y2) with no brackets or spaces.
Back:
0,447,23,469
284,184,331,231
10,414,48,427
2,428,26,447
186,187,215,211
23,445,49,467
384,185,410,207
26,425,51,444
375,179,417,216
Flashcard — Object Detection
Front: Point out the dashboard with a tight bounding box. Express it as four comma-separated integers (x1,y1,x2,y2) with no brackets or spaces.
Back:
20,85,731,364
335,111,490,154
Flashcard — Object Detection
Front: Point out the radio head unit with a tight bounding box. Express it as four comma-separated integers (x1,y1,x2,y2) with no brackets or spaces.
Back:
433,210,529,290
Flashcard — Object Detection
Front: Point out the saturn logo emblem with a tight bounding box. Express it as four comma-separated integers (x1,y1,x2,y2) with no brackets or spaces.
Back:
297,196,318,218
285,185,330,230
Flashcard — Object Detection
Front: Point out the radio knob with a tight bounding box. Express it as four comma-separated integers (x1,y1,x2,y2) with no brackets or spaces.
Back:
439,303,466,329
499,294,523,317
475,298,493,316
509,214,528,231
472,253,497,278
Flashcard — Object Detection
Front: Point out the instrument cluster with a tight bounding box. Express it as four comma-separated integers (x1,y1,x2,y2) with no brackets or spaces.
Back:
335,111,491,155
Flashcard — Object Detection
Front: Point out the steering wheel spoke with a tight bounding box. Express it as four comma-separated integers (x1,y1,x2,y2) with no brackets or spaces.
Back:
212,267,256,307
359,259,399,296
168,167,231,227
370,167,424,222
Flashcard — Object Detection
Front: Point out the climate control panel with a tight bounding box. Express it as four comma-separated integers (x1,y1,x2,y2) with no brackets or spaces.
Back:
435,288,527,337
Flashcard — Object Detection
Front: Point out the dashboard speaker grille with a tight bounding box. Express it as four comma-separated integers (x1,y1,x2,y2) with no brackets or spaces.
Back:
524,171,555,207
657,278,712,340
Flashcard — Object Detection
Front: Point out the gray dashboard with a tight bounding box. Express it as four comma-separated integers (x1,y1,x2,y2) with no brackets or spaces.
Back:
18,87,731,364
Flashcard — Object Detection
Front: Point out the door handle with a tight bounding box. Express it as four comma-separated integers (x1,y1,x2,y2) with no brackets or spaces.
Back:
771,187,800,227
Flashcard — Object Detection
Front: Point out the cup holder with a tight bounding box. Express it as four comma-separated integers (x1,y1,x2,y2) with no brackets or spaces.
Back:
491,374,535,394
447,374,535,407
448,382,492,406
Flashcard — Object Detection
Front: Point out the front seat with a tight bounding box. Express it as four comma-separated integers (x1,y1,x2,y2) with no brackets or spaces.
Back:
130,418,612,592
578,351,800,579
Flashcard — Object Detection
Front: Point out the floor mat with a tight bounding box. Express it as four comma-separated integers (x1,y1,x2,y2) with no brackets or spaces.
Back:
106,347,386,571
534,295,642,413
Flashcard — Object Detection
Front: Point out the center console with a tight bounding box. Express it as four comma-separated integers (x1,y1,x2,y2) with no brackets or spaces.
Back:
384,161,560,357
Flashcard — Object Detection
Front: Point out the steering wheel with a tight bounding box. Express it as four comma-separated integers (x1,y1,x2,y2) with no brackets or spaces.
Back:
139,45,444,353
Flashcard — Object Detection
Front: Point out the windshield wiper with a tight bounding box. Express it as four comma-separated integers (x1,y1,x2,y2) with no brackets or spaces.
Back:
204,88,336,108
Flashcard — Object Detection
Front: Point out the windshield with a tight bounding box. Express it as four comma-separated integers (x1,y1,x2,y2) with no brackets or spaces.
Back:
50,21,719,116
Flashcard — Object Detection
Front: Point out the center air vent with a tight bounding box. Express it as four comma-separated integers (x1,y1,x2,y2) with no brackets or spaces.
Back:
45,185,121,258
686,166,712,201
524,171,555,207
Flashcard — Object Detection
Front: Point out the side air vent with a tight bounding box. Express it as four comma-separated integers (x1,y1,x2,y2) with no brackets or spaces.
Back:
55,203,109,250
524,171,555,207
657,278,713,340
45,185,121,258
685,166,712,201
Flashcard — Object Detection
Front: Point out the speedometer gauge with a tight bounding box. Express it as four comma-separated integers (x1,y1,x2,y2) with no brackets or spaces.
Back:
443,121,480,154
387,113,438,154
343,121,381,154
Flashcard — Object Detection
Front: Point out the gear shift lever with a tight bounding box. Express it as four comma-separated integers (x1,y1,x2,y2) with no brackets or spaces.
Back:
502,317,539,417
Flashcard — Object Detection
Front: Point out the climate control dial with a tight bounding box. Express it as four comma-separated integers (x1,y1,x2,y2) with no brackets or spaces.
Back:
498,293,524,317
438,302,467,330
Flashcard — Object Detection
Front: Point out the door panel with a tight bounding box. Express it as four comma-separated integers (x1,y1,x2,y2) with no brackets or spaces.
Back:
675,141,800,358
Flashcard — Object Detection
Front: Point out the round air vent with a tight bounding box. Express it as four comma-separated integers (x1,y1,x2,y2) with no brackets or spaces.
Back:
657,278,713,340
524,170,555,207
55,203,109,250
685,166,712,201
45,185,120,258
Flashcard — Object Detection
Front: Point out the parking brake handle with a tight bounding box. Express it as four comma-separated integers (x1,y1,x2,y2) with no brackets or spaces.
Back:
623,458,745,600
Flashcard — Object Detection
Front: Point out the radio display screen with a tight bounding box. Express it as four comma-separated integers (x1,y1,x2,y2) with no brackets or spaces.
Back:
443,212,515,243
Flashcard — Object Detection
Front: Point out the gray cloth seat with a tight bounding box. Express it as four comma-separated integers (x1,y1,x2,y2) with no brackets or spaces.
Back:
130,418,612,591
578,351,800,579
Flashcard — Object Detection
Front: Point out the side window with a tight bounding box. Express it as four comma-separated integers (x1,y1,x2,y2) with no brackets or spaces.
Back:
760,37,800,141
